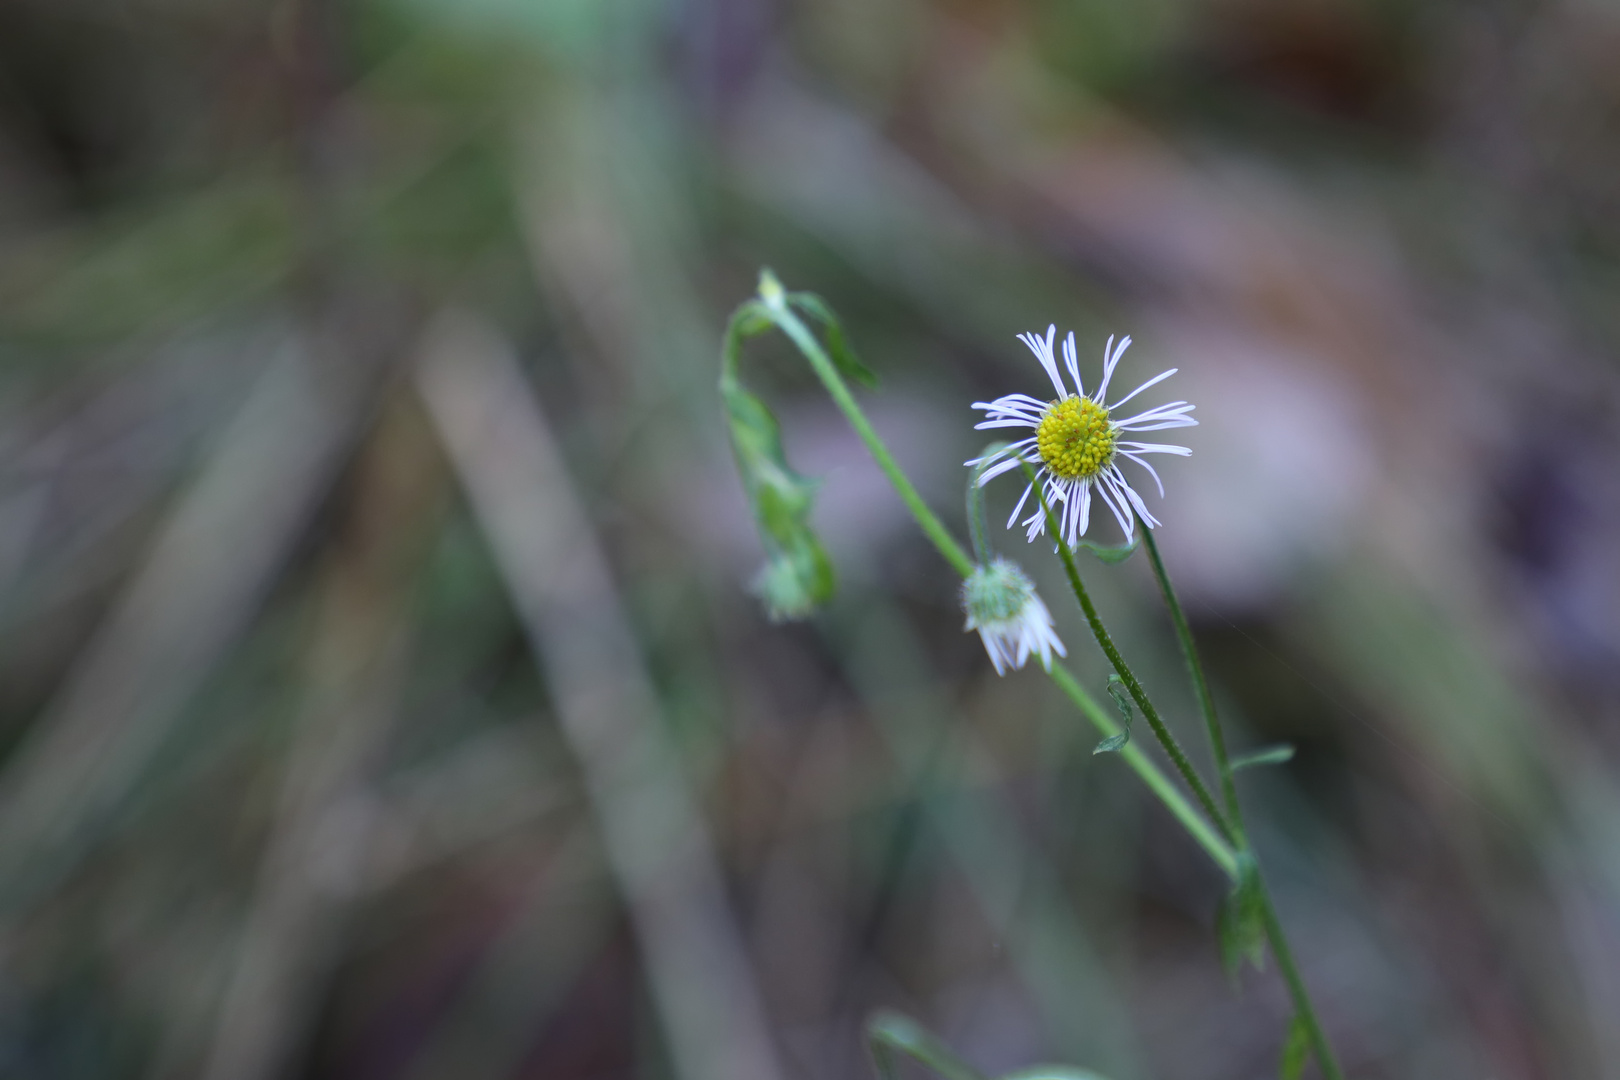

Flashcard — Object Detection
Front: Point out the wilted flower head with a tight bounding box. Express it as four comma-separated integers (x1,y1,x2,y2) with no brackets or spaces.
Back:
968,328,1196,548
961,558,1066,676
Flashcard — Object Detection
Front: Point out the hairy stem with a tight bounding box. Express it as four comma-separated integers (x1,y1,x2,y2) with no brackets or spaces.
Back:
1143,529,1240,823
1047,666,1238,878
1018,462,1234,844
1140,533,1345,1080
1259,876,1346,1080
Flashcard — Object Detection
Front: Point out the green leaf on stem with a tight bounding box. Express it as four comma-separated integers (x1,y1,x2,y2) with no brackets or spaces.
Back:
722,301,836,621
1075,531,1141,564
1231,744,1296,771
1217,853,1268,978
1093,672,1133,754
1279,1014,1311,1080
788,290,877,388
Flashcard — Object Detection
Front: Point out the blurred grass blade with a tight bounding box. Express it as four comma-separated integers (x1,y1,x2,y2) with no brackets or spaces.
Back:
0,338,383,910
1231,745,1296,771
203,393,442,1080
417,311,787,1080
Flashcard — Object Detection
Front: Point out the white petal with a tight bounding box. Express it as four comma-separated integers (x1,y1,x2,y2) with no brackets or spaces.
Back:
1106,367,1177,411
1094,471,1134,538
1005,480,1035,528
1116,419,1199,433
1019,325,1069,400
975,455,1029,485
1063,331,1084,397
974,418,1042,430
1113,401,1195,428
1118,440,1191,456
1094,334,1131,403
1120,450,1165,497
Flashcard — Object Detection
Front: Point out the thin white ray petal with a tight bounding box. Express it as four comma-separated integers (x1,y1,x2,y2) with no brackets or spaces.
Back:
1006,480,1035,528
1095,334,1131,403
1063,332,1084,397
1116,419,1199,433
1111,466,1160,528
1105,367,1177,411
1118,441,1192,456
976,455,1029,485
1120,451,1165,497
1112,401,1195,428
1019,325,1068,400
1094,473,1134,538
975,418,1042,430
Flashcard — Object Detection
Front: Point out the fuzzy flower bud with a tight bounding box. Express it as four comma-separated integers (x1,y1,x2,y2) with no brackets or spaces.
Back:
961,558,1066,676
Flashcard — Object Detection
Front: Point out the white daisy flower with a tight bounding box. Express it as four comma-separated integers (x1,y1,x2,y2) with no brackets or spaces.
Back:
961,558,1066,676
967,327,1196,547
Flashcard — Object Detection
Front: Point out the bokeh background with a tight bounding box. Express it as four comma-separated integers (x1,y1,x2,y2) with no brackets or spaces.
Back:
2,1,1619,1077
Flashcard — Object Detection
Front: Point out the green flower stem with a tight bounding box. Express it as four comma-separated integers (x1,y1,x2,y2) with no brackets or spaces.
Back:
1139,534,1346,1080
761,289,977,580
1142,528,1241,824
1018,461,1235,845
750,278,1238,881
1260,875,1346,1080
1047,665,1238,879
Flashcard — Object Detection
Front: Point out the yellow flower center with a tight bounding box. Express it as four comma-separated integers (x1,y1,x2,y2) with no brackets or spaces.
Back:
1036,397,1117,480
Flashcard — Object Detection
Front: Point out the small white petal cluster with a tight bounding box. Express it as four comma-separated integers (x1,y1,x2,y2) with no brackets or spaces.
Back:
961,558,1066,676
968,327,1197,548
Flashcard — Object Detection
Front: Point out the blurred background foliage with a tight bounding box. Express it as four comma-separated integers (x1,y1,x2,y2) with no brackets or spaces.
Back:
1,0,1619,1077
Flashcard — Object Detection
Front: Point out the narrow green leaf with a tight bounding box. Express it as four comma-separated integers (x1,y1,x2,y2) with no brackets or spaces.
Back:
721,303,837,621
1075,531,1140,564
789,290,878,388
1092,731,1129,754
1093,673,1134,754
1230,744,1296,771
866,1011,987,1080
1279,1014,1311,1080
1217,853,1267,979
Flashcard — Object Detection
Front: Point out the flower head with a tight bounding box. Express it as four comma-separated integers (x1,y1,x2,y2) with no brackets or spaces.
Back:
967,327,1196,547
961,558,1066,675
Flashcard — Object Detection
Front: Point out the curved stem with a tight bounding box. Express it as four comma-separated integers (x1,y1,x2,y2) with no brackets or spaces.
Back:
966,459,995,567
1143,529,1240,823
1019,461,1235,844
765,298,976,580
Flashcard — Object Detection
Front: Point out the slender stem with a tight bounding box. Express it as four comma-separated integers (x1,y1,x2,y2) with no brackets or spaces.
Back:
1047,666,1238,879
1142,529,1241,824
1018,462,1235,844
1259,878,1346,1080
965,459,995,567
765,299,977,579
1141,533,1346,1080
